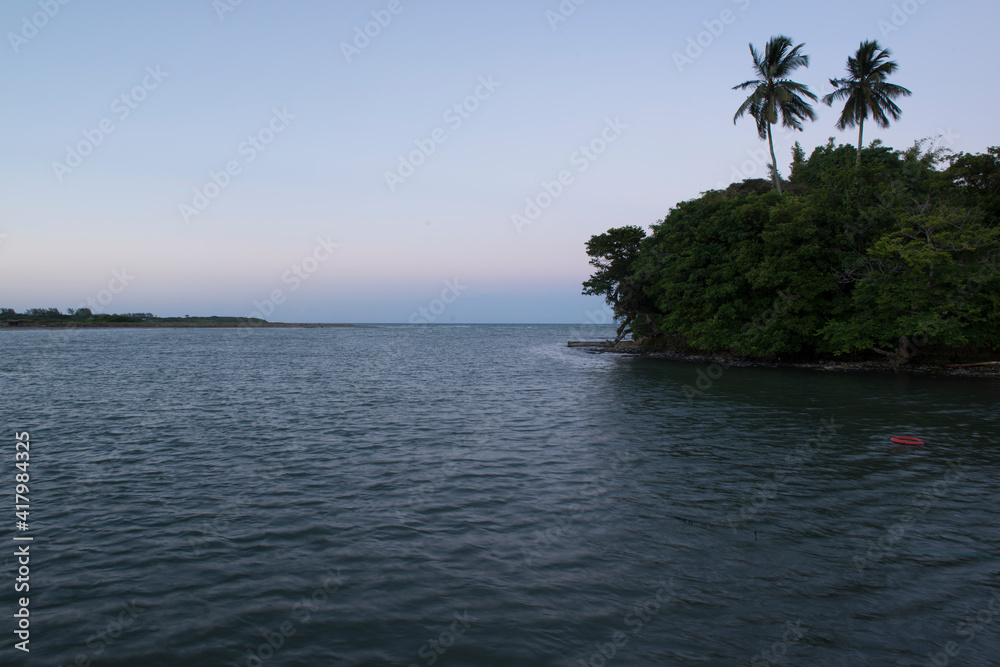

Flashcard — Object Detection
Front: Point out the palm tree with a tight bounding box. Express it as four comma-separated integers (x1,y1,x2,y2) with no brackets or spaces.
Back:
734,35,818,195
823,40,912,165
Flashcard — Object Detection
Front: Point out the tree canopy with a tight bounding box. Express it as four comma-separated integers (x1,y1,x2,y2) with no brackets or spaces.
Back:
582,225,650,341
584,142,1000,362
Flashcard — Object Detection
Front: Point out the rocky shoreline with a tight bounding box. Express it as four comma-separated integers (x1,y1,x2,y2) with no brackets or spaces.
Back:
568,341,1000,378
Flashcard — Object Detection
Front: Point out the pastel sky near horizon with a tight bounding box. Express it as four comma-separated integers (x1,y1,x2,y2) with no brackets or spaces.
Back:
1,0,997,323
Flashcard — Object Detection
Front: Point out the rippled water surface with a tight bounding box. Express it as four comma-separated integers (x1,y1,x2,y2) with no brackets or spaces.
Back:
2,325,1000,666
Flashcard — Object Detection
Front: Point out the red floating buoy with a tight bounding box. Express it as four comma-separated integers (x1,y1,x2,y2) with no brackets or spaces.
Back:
890,436,926,446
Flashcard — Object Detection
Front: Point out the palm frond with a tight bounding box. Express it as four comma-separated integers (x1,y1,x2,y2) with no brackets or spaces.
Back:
733,35,816,143
825,39,910,138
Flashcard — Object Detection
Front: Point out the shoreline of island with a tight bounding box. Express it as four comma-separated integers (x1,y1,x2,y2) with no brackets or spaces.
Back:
570,341,1000,378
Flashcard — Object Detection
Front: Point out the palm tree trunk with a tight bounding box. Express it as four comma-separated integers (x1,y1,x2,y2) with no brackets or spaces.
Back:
767,123,782,195
856,118,864,165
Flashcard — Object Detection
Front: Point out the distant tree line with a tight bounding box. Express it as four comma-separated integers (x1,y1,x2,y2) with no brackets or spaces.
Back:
1,309,271,327
1,308,155,322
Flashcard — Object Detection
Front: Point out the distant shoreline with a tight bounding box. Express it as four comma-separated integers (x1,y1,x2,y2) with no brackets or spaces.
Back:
0,322,364,330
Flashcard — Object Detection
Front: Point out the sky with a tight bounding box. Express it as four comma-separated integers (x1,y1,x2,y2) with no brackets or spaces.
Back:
1,0,997,323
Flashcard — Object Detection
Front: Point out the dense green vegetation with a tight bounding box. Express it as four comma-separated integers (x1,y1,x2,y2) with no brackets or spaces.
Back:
585,35,996,364
0,308,267,327
583,142,1000,362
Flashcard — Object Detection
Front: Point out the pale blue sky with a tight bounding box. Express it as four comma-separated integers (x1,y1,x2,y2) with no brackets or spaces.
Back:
1,0,996,322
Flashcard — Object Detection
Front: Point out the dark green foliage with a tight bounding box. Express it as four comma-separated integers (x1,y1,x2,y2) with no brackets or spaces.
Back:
948,146,1000,195
584,142,1000,361
634,188,839,356
25,307,68,319
582,226,647,301
0,309,269,327
943,146,1000,221
582,225,651,340
790,142,806,179
99,314,144,323
821,205,999,354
